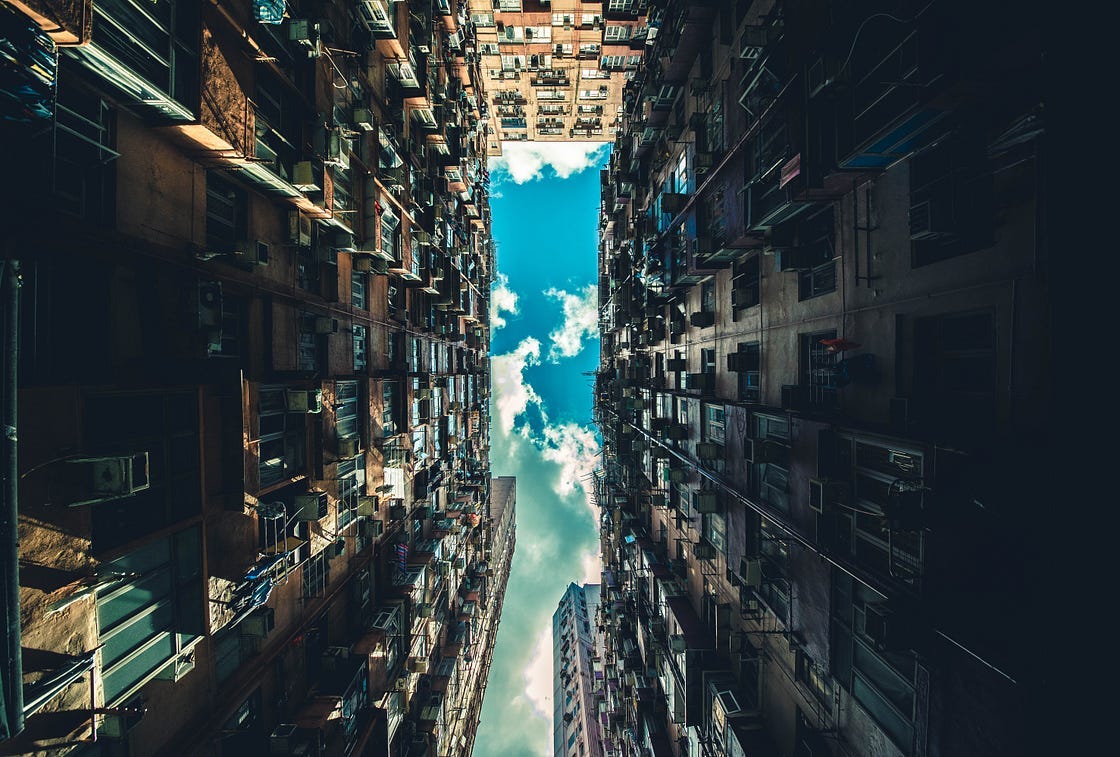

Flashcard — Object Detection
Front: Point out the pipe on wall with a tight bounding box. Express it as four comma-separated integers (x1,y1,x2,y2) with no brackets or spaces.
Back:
1,259,23,741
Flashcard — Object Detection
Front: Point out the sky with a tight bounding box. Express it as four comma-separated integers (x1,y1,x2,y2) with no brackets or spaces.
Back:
475,141,610,756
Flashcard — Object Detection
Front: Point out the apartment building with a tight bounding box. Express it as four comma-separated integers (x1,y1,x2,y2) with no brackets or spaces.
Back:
595,1,1045,756
467,0,645,153
0,2,509,755
552,583,603,757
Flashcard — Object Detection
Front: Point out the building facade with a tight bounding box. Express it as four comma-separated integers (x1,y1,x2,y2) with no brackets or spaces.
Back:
553,583,603,757
595,1,1045,757
467,0,647,154
0,2,510,756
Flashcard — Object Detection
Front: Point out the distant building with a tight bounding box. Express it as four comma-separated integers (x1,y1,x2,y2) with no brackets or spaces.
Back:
594,1,1045,756
466,0,644,154
553,583,603,757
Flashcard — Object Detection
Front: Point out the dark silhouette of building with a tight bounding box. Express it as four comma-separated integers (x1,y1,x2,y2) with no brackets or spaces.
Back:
594,1,1045,756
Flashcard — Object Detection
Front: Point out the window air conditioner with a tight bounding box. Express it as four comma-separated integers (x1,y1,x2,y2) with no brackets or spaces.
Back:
295,491,329,521
315,317,339,334
338,436,361,459
286,388,324,413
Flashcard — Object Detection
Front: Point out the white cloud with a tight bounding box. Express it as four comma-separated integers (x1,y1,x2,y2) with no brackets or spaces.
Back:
490,273,520,329
538,422,600,517
544,285,599,362
522,625,554,726
579,549,603,585
491,142,609,184
491,337,545,434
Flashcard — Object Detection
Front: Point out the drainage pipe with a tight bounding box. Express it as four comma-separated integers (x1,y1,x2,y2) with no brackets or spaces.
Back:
1,259,23,741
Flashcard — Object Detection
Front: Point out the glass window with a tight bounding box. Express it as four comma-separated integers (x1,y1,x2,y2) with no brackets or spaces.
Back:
353,325,368,373
703,403,725,443
352,272,367,310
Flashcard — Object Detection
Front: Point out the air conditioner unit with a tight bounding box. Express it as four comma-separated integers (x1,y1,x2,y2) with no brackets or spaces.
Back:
292,160,319,192
695,492,721,513
288,211,312,247
668,634,687,653
357,495,378,518
338,436,361,458
909,199,952,240
727,351,760,373
68,453,151,505
690,311,715,328
393,675,410,691
285,388,323,414
355,0,391,33
359,518,384,539
353,107,374,131
694,541,717,560
315,317,339,334
417,603,434,618
241,607,276,638
739,558,762,589
295,491,329,521
407,657,429,673
453,557,466,570
696,443,724,461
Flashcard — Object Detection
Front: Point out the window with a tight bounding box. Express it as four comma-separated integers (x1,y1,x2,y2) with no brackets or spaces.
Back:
96,526,203,704
258,385,306,488
703,403,725,443
734,342,761,402
702,511,726,556
205,172,247,254
336,380,360,440
52,76,117,222
71,0,199,119
797,651,832,706
751,414,790,511
701,280,716,313
701,349,716,375
799,260,837,300
800,330,838,410
353,325,368,373
298,312,319,372
380,207,400,262
254,76,295,184
909,131,995,267
833,435,925,583
352,272,367,310
604,25,630,41
796,207,837,300
732,255,760,311
472,12,495,27
382,380,399,437
303,549,330,597
758,518,790,621
912,311,995,436
830,573,917,752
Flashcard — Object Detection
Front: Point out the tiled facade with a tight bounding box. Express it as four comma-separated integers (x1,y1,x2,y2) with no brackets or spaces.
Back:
0,2,511,755
468,0,646,154
553,583,602,757
595,1,1044,756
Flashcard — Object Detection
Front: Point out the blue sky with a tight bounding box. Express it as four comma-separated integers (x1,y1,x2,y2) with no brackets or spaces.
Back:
475,142,610,756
